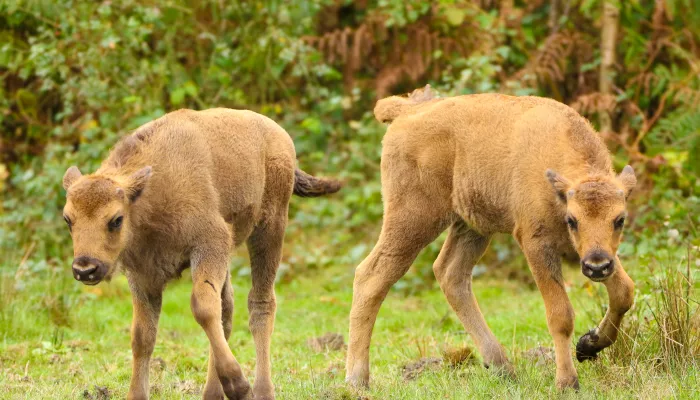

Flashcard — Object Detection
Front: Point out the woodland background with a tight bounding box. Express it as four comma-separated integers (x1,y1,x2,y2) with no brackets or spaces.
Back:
0,1,698,399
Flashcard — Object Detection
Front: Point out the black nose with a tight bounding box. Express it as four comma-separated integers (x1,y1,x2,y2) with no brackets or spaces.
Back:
581,251,614,280
72,256,106,283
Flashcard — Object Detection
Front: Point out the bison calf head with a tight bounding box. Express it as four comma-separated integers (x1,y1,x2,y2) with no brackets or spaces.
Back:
62,165,152,285
547,166,637,282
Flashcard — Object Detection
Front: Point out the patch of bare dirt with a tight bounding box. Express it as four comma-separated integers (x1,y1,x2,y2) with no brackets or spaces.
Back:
401,345,477,380
401,357,442,381
82,385,111,400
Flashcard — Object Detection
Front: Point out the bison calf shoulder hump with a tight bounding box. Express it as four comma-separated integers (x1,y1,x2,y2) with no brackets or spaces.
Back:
62,108,340,400
346,89,637,392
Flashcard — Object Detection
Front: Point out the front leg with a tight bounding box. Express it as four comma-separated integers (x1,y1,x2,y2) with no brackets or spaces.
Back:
577,258,634,361
191,247,251,400
520,238,579,390
127,282,163,400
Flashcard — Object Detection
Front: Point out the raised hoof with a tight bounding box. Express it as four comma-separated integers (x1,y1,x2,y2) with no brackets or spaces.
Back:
556,375,580,391
576,328,603,362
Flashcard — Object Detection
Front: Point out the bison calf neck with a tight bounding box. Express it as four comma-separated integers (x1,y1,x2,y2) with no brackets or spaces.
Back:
62,108,340,400
346,88,636,391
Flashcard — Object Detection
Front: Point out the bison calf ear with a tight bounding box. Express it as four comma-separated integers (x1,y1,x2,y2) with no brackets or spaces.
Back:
127,166,152,202
63,166,83,190
546,169,571,203
617,165,636,198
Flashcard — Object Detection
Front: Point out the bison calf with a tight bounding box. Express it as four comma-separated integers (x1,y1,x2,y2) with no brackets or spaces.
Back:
346,86,636,390
62,108,340,400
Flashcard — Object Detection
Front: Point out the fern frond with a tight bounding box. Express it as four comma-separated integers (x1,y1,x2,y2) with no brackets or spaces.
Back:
645,109,700,153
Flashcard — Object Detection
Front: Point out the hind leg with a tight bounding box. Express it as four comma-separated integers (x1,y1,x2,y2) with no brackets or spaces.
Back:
203,270,234,400
192,224,251,400
432,221,513,375
345,199,449,387
246,214,287,400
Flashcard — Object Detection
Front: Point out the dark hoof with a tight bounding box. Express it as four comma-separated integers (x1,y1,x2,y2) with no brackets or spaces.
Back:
576,328,602,362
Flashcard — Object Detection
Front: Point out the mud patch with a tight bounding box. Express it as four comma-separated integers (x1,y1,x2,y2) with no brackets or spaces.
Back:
401,345,477,381
308,333,346,352
401,357,442,381
82,385,111,400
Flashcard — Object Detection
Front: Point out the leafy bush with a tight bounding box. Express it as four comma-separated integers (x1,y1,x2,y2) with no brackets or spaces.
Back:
1,0,698,290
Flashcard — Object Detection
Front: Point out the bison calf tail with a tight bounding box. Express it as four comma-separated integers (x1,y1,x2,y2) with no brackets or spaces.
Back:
293,168,342,197
373,84,436,123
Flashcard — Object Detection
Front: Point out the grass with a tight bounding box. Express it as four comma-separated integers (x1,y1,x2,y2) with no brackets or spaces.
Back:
0,257,698,399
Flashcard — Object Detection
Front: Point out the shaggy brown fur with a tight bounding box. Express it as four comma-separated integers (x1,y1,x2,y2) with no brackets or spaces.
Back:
62,108,341,400
346,87,636,391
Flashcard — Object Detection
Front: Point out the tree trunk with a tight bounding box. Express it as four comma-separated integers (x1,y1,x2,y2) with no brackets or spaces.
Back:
549,0,560,34
599,1,619,133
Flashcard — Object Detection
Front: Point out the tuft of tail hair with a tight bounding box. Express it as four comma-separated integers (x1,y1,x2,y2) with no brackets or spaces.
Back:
373,84,437,123
293,168,342,197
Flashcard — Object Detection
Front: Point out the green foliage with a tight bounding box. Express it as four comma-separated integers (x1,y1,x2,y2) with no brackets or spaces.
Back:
0,0,698,288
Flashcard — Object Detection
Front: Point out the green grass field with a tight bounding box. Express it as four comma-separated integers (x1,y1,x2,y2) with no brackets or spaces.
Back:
1,256,697,399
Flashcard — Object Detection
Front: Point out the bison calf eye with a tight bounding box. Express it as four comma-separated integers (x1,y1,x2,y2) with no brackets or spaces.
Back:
108,216,123,232
566,216,578,231
614,216,626,230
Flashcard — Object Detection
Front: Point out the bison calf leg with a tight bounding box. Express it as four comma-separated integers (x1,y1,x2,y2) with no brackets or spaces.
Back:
203,271,235,399
433,222,513,376
346,203,447,388
245,218,286,400
192,253,251,400
127,284,162,400
577,260,634,362
522,240,579,390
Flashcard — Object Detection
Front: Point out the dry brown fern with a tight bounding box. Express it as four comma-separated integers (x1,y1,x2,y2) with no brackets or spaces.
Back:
513,31,593,88
570,92,618,116
673,87,700,107
304,7,475,98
